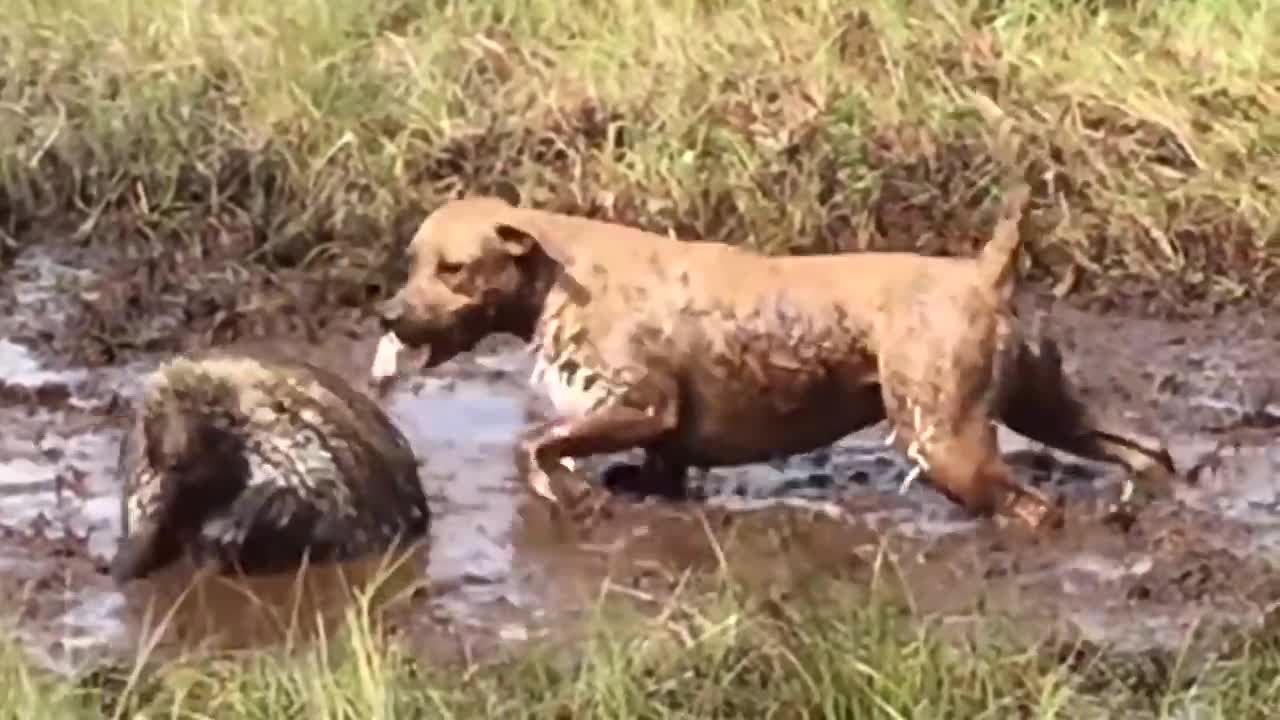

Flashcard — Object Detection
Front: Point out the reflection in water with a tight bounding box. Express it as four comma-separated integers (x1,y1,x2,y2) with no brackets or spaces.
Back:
127,542,429,654
385,373,544,625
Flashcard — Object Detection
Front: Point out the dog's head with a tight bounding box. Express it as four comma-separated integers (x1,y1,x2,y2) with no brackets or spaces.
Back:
378,196,577,368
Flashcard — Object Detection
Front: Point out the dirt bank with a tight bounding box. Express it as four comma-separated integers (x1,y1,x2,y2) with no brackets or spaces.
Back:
7,1,1279,369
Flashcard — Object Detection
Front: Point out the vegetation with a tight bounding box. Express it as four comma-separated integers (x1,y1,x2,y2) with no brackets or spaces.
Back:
2,573,1280,719
2,0,1277,362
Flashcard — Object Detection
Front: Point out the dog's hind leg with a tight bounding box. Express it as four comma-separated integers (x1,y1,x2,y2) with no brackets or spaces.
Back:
880,380,1060,529
996,334,1177,499
877,312,1062,530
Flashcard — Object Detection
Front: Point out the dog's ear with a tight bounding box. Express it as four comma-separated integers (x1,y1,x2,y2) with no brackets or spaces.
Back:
495,223,575,270
494,223,537,256
494,223,590,304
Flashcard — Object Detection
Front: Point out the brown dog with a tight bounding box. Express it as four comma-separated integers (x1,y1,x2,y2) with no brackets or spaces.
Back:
375,188,1176,529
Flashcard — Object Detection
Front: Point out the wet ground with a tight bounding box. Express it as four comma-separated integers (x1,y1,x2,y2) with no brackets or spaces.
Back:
1,247,1278,676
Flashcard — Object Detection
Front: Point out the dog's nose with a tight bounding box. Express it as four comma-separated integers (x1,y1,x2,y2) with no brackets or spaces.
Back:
377,296,403,330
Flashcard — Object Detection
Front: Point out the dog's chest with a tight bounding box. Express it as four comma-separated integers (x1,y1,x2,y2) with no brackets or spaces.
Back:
528,316,623,418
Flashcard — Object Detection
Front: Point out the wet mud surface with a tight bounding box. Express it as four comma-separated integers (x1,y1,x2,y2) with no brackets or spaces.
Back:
1,248,1279,677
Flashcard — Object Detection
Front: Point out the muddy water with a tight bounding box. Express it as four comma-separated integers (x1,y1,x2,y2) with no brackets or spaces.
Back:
1,249,1279,675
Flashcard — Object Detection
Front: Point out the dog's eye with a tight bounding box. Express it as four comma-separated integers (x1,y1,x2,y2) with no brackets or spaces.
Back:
437,260,464,275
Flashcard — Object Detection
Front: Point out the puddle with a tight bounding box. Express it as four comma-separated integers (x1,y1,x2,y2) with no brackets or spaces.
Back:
386,371,545,626
0,340,78,386
0,249,1278,674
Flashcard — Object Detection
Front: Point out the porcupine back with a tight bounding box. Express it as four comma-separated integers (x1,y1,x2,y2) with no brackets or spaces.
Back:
114,350,428,580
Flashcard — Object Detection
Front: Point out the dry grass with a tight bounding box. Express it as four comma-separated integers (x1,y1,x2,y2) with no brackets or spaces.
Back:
1,0,1276,362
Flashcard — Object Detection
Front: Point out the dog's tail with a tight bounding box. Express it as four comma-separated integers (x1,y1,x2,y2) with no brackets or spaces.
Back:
977,183,1031,296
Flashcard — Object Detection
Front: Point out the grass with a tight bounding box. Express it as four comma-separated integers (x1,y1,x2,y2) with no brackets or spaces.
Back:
1,0,1278,361
2,570,1280,719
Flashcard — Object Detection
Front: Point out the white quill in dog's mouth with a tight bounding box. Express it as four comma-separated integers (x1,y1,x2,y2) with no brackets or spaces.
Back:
370,332,406,382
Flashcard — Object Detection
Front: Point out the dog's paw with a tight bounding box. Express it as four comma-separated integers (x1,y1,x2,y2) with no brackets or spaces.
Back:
528,467,560,504
520,443,591,506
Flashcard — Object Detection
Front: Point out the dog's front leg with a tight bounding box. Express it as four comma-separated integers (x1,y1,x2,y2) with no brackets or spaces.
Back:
521,375,680,504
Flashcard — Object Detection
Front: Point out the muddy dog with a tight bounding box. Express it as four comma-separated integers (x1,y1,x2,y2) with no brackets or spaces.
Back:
373,189,1176,529
110,350,430,583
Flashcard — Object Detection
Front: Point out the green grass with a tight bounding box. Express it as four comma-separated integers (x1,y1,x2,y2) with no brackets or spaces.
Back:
1,0,1277,360
3,575,1280,719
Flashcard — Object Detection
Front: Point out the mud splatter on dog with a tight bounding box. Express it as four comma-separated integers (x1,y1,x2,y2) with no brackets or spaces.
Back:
110,350,430,583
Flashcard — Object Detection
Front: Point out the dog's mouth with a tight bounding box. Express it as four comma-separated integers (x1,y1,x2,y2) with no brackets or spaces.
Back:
382,319,452,355
371,330,435,384
376,310,492,379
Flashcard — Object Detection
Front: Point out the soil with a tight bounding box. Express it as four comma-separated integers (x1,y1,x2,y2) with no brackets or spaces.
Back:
0,240,1277,683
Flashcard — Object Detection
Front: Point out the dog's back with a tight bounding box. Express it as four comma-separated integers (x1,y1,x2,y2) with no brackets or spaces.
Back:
529,183,1029,333
112,350,429,582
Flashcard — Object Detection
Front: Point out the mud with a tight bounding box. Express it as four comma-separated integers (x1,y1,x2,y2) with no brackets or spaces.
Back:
1,244,1278,680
